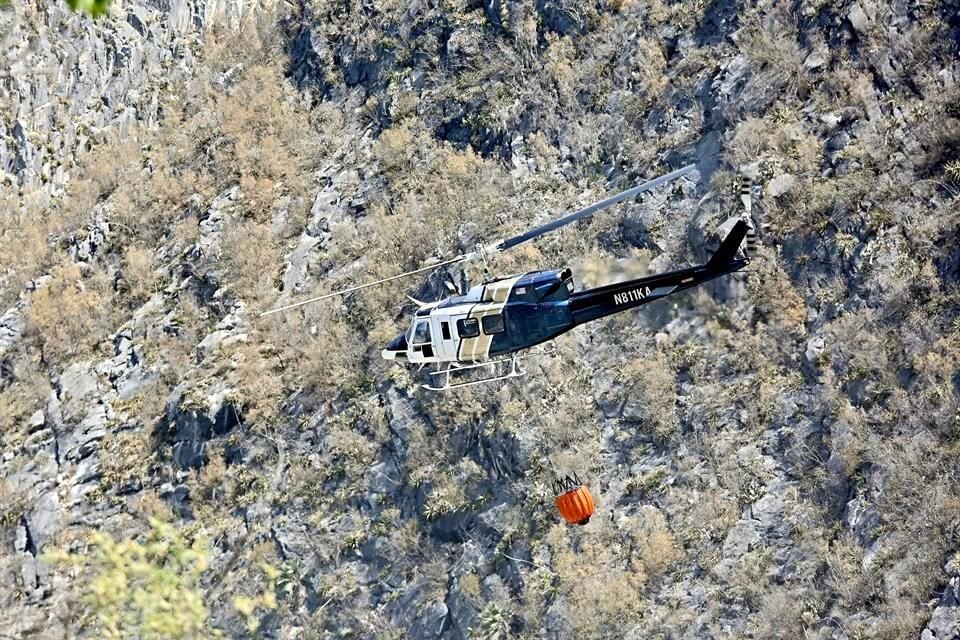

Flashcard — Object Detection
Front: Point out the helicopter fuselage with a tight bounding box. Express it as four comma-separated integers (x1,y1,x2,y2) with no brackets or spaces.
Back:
382,221,751,366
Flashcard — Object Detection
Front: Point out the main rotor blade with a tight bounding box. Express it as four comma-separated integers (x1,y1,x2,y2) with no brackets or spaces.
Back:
258,254,466,317
495,163,696,252
259,164,696,318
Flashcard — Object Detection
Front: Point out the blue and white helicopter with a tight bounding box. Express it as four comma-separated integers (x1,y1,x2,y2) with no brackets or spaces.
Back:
263,165,756,390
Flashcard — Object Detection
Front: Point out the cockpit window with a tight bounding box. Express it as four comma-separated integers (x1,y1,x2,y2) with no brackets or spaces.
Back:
412,320,432,344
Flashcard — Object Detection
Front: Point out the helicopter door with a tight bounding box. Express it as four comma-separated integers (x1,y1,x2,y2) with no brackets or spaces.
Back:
411,319,434,359
434,318,457,360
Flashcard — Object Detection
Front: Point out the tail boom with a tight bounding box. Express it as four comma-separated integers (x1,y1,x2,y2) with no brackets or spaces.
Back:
569,222,750,326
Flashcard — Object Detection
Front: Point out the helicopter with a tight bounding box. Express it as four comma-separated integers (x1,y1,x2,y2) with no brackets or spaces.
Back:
261,164,757,390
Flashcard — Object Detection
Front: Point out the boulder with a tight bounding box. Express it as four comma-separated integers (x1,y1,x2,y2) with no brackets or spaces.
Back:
25,490,60,552
923,577,960,640
446,584,479,640
537,0,582,35
848,3,870,34
445,28,482,68
803,334,825,369
766,174,796,198
389,576,448,638
58,362,99,423
0,306,24,358
803,50,827,70
281,234,322,294
164,385,240,469
844,493,882,547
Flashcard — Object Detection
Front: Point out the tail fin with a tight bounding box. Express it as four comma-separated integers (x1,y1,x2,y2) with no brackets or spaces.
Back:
706,219,749,269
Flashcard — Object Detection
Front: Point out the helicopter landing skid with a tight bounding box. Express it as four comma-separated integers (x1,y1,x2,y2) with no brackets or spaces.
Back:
423,348,555,391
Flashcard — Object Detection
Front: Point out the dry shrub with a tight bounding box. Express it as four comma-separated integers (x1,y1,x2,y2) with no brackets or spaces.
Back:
827,403,867,479
824,310,892,387
99,430,152,493
0,480,31,530
143,299,205,390
624,506,682,577
569,248,651,289
866,599,929,640
110,160,203,248
546,522,647,638
120,246,159,304
316,134,515,330
910,340,960,433
0,361,48,437
76,135,142,203
727,112,822,190
868,437,960,543
213,64,318,221
23,263,111,365
219,221,281,306
673,484,738,552
753,587,811,638
0,206,54,309
629,37,669,98
122,379,171,431
196,450,228,501
824,533,880,609
135,490,175,522
544,33,577,107
326,422,377,470
224,339,285,431
736,5,805,97
0,156,114,308
375,125,416,177
85,34,323,257
527,366,599,451
619,349,678,442
263,305,368,396
746,253,806,336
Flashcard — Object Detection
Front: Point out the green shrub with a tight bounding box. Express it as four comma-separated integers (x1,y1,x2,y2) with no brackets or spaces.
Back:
51,519,216,639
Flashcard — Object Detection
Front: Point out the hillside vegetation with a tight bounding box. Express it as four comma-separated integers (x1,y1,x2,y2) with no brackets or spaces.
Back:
1,0,959,638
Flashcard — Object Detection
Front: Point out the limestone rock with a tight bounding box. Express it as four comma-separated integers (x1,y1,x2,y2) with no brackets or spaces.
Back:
389,576,448,638
164,384,241,469
25,491,60,551
0,306,24,358
848,3,870,34
446,584,479,640
924,578,960,640
445,28,482,69
766,174,796,197
804,49,828,70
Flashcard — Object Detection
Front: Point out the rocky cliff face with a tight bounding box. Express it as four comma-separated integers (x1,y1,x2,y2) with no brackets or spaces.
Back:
1,1,197,635
2,0,959,638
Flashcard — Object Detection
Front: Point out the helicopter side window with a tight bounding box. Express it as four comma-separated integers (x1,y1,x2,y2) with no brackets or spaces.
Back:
457,318,480,338
412,320,432,344
441,321,451,340
481,314,505,335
